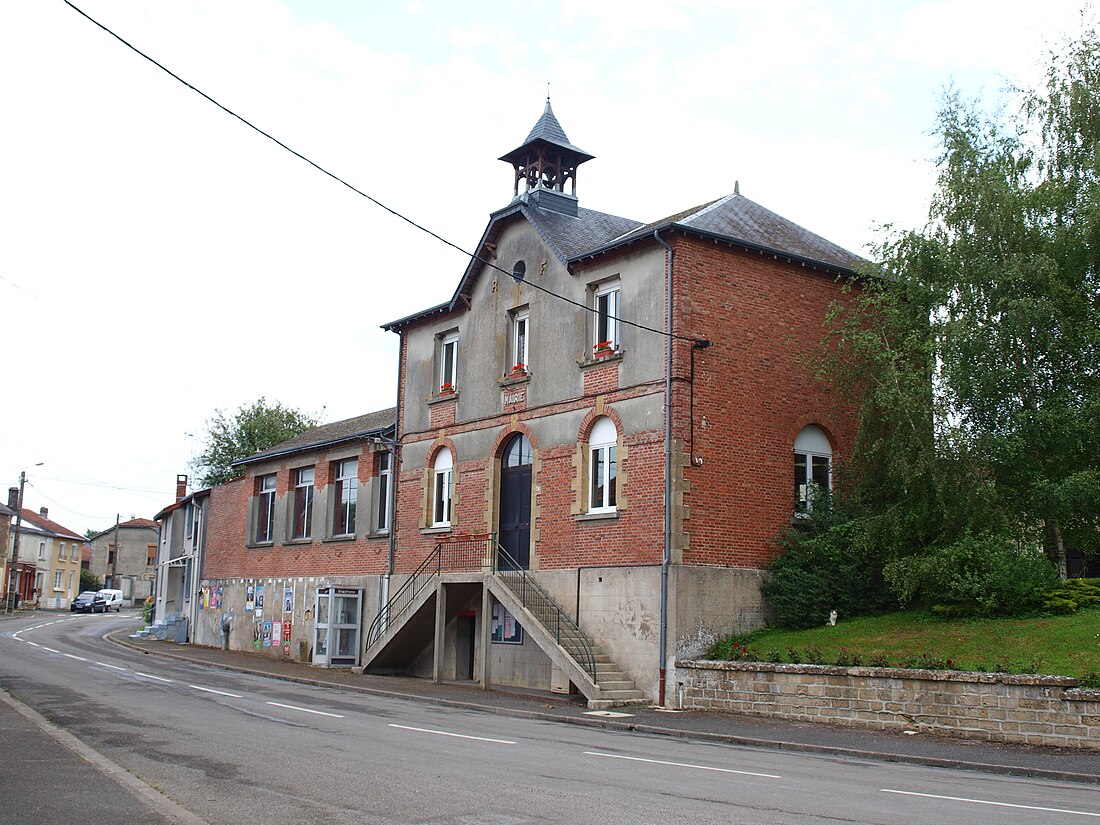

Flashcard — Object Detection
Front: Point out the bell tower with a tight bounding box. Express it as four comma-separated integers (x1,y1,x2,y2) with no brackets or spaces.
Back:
499,98,593,217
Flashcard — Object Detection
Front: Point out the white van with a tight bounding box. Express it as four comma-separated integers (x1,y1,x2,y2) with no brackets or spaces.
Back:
97,589,125,612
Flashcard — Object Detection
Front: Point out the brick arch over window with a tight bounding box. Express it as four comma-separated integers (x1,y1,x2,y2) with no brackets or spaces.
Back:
574,406,628,515
787,415,839,452
577,405,625,444
488,422,540,460
425,438,458,530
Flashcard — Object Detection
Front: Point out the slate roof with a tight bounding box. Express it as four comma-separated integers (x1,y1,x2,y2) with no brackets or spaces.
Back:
0,502,15,518
598,191,862,272
499,99,594,163
529,204,643,260
234,407,396,467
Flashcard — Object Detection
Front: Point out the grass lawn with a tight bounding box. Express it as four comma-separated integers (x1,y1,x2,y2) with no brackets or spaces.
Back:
707,607,1100,681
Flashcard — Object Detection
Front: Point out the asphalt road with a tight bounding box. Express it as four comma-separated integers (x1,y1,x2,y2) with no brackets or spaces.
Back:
2,613,1097,824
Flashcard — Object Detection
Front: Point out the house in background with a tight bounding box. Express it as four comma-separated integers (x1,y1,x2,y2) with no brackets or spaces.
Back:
370,101,860,704
88,516,159,606
7,502,86,609
151,477,210,640
192,409,395,664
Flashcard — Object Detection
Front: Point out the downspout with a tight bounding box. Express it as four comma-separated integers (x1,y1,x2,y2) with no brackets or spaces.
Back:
388,330,403,577
654,228,673,707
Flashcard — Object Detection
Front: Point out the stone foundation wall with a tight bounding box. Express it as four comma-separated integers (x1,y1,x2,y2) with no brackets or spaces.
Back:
678,659,1100,750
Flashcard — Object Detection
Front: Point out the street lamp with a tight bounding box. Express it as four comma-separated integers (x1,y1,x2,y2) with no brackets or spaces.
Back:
4,463,43,614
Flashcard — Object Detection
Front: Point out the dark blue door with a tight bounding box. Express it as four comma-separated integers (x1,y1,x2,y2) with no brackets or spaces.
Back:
499,434,532,570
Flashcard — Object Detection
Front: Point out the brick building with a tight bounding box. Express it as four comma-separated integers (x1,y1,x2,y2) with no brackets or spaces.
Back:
370,101,860,704
192,409,395,664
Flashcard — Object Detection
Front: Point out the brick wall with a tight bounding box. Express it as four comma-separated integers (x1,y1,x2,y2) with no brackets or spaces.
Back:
678,660,1100,750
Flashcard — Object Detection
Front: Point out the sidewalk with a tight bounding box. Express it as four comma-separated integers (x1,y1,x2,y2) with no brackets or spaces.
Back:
110,628,1100,786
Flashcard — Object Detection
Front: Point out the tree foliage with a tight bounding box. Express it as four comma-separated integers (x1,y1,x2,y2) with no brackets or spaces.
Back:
191,398,319,488
768,26,1100,625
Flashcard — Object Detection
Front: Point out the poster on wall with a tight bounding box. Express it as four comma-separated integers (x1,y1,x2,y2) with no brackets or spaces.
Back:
262,620,273,647
491,602,523,644
253,620,262,650
282,620,292,656
272,621,282,647
246,582,255,612
283,585,293,614
215,586,223,609
255,584,265,618
199,587,208,610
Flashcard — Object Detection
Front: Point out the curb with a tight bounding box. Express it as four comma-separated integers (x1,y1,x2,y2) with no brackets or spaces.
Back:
108,632,1100,787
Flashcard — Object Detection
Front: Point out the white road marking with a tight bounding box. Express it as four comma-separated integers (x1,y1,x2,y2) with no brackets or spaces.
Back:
63,653,87,662
41,646,59,653
882,789,1100,817
389,723,515,744
584,751,781,779
95,662,128,671
266,701,344,718
190,685,242,698
26,641,39,647
135,672,173,683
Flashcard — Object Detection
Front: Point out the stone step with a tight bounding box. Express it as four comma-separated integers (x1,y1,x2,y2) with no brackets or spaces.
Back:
595,679,635,691
598,688,648,701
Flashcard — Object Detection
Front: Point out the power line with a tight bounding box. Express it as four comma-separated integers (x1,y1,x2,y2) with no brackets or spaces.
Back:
63,1,700,345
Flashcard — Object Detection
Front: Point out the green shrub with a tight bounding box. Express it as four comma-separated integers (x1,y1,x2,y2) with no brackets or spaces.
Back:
763,517,894,629
1043,595,1078,615
884,533,1059,617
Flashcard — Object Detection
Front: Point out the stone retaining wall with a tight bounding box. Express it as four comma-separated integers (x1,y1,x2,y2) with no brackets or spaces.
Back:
677,659,1100,750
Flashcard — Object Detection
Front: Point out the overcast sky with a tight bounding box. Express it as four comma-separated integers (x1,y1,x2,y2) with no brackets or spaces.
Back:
1,0,1091,534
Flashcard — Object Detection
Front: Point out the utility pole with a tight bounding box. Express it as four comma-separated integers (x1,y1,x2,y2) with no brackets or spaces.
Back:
108,513,120,589
5,468,36,613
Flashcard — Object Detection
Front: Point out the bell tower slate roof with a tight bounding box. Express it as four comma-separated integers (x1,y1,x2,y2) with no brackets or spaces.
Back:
499,99,594,216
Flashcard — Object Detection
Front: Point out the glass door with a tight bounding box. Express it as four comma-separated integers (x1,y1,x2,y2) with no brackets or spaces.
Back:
313,587,362,666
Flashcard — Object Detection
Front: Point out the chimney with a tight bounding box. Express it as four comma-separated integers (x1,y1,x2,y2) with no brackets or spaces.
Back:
176,474,188,502
39,506,48,519
7,487,17,510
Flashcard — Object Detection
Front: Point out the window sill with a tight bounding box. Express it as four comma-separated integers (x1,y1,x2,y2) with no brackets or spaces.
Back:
579,349,623,369
246,541,275,549
367,529,391,539
420,525,453,535
499,372,531,388
322,534,357,544
576,510,618,523
428,391,459,405
285,537,313,546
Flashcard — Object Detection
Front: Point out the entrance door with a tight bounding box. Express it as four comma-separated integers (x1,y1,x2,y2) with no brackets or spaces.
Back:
498,434,532,570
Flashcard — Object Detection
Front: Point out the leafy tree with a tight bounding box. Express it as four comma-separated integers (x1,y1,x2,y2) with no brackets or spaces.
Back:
79,569,102,592
191,398,319,487
799,25,1100,610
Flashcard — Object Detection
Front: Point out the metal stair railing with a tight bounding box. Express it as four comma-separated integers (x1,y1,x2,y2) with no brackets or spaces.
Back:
491,542,597,683
365,536,494,649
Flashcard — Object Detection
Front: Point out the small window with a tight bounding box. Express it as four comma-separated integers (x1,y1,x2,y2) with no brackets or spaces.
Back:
511,260,526,282
511,308,529,373
439,332,459,393
432,449,453,527
375,452,392,532
54,570,62,589
58,542,66,560
794,425,832,514
38,541,46,561
292,467,315,539
147,545,156,567
593,281,620,353
256,474,276,543
588,417,618,513
334,459,358,536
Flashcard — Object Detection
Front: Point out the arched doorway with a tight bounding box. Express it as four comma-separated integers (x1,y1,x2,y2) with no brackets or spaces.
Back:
498,433,532,569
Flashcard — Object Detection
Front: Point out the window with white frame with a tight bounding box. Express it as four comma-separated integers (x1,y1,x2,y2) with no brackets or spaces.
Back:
58,542,66,560
593,281,620,353
38,541,45,561
292,466,314,539
511,308,529,373
255,474,276,543
588,416,618,513
439,331,459,393
334,459,358,536
375,452,392,532
432,449,453,527
794,425,832,514
54,570,62,590
68,572,74,594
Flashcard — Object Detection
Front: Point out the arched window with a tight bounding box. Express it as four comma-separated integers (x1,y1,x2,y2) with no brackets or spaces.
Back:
432,449,453,527
588,417,618,513
503,433,532,468
794,425,832,514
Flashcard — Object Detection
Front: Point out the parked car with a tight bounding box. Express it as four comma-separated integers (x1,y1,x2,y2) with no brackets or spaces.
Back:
71,591,106,613
97,589,125,612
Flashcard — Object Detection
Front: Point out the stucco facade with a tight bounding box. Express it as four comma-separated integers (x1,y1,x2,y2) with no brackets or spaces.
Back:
88,518,159,605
